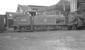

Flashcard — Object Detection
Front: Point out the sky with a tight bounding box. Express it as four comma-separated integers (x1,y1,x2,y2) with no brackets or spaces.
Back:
0,0,60,14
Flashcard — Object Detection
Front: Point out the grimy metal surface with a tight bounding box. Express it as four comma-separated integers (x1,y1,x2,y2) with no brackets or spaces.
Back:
34,15,65,25
14,15,31,26
0,31,85,50
6,12,31,26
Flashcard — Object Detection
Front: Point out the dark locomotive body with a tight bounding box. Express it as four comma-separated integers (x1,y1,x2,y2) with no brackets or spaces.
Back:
5,11,79,32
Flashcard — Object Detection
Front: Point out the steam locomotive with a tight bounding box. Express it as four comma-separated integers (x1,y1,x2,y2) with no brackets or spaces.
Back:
0,0,85,32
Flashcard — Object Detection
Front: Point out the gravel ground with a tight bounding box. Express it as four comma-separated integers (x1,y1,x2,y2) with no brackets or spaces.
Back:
0,30,85,50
